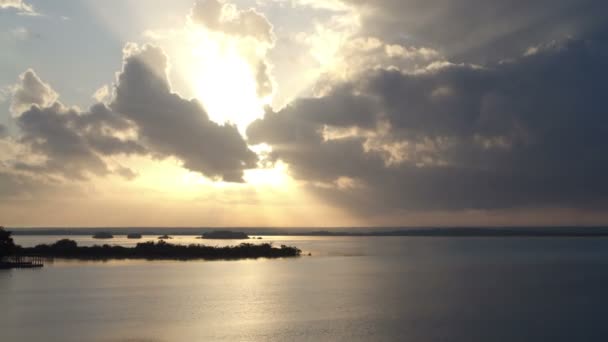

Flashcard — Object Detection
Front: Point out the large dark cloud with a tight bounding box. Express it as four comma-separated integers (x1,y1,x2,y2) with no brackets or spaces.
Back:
343,0,608,63
111,44,257,182
4,68,143,180
16,102,144,180
247,37,608,213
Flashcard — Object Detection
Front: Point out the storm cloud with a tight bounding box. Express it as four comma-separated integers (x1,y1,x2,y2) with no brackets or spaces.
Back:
247,37,608,213
343,0,608,63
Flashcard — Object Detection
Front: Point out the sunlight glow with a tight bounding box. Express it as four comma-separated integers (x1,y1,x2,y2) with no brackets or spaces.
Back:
243,161,290,186
188,30,269,131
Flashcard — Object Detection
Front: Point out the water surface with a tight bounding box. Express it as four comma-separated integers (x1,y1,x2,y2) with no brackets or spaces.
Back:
3,236,608,341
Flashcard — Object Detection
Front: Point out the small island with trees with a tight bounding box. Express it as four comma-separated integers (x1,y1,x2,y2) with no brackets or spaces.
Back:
200,231,250,239
92,232,114,239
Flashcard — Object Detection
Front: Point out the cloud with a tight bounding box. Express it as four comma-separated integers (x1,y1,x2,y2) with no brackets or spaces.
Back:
15,100,145,180
6,69,144,180
0,86,9,103
111,43,257,182
92,85,110,102
0,170,47,198
255,61,273,98
7,45,260,184
190,0,274,43
113,165,138,180
247,37,608,214
16,104,111,179
142,2,276,127
10,69,58,116
5,42,258,184
0,169,87,201
341,0,608,63
0,0,37,15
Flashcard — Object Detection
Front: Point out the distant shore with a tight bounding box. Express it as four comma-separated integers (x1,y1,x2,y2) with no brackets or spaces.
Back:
8,227,608,237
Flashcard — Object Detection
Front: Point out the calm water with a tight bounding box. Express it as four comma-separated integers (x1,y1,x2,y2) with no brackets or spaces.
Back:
3,236,608,341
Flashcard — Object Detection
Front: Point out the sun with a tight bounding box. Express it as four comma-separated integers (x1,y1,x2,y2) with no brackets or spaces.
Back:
150,26,291,187
187,30,269,131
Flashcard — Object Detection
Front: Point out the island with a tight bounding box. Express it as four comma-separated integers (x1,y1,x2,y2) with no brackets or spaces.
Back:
201,231,249,239
92,232,114,239
13,239,301,260
158,234,172,240
127,233,142,239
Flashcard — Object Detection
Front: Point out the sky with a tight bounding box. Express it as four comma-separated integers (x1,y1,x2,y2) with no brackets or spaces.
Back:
1,0,607,227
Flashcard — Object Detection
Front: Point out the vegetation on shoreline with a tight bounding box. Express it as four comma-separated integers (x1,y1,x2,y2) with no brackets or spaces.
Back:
201,231,249,239
14,239,301,260
0,227,16,258
92,232,113,239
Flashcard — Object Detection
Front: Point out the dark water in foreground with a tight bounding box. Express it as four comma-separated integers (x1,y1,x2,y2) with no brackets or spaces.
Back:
3,236,608,341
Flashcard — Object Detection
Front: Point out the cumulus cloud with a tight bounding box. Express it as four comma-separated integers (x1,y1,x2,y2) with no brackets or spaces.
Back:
0,0,35,14
190,0,274,43
15,100,145,180
318,36,443,83
5,70,137,180
5,69,142,180
248,37,608,214
189,0,276,99
111,43,257,182
10,69,58,116
16,104,111,179
4,41,258,185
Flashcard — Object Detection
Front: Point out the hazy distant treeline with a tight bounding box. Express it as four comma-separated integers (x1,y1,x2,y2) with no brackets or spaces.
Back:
8,227,608,237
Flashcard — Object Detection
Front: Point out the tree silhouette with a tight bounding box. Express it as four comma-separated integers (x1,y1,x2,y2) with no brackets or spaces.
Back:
0,226,16,258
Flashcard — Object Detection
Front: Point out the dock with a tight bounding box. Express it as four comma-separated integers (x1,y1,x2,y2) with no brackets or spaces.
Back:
0,256,44,269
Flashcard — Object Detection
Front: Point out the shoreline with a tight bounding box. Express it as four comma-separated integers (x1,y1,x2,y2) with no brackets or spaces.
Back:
13,239,302,261
9,227,608,238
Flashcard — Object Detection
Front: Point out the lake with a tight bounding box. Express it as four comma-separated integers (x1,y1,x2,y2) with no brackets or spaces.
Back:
3,236,608,341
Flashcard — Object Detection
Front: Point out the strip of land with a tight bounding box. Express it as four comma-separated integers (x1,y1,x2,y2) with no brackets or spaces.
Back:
14,239,301,260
